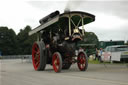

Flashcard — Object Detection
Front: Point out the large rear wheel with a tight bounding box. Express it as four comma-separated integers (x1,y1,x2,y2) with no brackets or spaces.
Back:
32,41,46,71
52,52,62,73
77,52,88,71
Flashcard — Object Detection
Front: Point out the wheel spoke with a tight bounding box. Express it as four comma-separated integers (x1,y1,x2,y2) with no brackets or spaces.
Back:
54,57,59,67
35,61,40,66
37,49,40,55
33,50,37,54
81,63,85,68
34,54,39,61
57,57,60,65
54,59,57,65
35,45,38,50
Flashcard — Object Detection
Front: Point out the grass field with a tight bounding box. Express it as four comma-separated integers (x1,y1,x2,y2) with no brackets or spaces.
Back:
88,59,100,64
88,59,128,66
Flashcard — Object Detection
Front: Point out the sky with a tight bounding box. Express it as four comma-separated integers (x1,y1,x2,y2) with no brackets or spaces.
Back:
0,0,128,41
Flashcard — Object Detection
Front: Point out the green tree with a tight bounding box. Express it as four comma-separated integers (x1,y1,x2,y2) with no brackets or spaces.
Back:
0,27,17,55
17,25,37,55
78,32,99,56
83,32,99,46
78,32,99,46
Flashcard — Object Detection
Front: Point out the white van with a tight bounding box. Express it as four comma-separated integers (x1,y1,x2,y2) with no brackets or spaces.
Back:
100,45,128,63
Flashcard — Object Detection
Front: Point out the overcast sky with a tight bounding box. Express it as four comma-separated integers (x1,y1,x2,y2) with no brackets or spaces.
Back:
0,0,128,41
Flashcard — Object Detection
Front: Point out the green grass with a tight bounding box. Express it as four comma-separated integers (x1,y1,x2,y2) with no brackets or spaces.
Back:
88,59,128,65
88,59,100,64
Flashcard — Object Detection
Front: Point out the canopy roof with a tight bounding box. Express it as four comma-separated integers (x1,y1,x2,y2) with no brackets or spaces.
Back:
60,11,95,26
29,11,95,36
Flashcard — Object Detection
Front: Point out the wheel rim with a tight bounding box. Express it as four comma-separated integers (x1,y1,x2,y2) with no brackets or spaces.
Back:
52,53,60,72
77,53,86,70
32,43,40,70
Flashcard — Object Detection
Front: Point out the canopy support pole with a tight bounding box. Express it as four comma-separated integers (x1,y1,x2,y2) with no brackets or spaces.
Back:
82,16,85,36
68,15,71,36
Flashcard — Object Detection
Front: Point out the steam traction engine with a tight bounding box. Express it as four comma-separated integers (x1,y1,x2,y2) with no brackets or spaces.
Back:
29,10,95,73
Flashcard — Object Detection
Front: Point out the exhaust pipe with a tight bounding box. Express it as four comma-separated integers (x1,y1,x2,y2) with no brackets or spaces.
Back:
39,10,60,25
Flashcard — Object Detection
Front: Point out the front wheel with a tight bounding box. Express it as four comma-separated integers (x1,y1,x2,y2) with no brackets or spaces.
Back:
52,52,62,73
77,52,88,71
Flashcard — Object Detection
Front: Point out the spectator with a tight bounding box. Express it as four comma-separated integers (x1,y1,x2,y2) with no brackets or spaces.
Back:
95,48,98,60
99,48,103,56
98,48,103,61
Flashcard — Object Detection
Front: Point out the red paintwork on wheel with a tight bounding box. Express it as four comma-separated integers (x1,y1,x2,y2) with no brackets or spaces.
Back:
52,54,60,72
32,43,40,70
77,53,86,70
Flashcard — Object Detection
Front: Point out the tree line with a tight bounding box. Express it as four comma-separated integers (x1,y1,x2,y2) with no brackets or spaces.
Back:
0,26,99,55
0,26,37,55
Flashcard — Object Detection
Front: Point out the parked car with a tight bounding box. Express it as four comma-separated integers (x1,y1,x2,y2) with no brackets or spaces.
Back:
100,45,128,63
